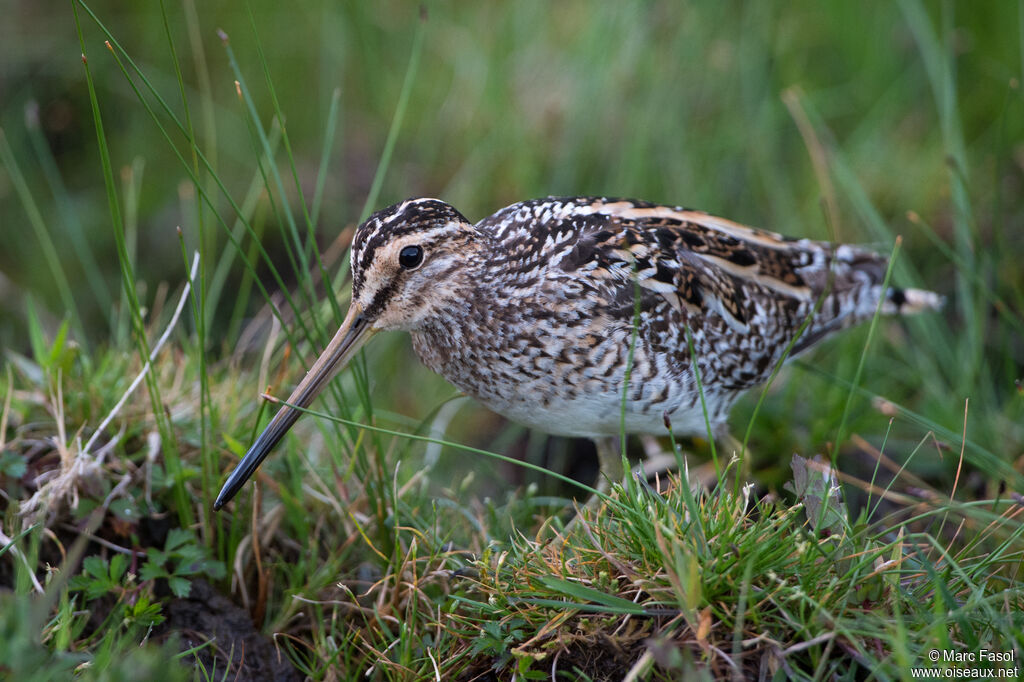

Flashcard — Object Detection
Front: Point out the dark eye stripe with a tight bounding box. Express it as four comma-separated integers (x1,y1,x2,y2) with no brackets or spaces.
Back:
364,276,401,320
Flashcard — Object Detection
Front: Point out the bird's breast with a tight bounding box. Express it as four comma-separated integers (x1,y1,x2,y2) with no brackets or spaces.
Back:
409,306,732,438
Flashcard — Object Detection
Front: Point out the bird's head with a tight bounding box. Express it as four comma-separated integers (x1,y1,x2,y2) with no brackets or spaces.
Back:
213,198,478,510
351,198,479,331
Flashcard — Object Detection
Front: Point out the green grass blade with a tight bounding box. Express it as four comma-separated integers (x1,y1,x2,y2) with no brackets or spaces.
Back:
355,7,427,228
24,102,113,323
72,2,191,528
0,129,87,349
833,239,901,454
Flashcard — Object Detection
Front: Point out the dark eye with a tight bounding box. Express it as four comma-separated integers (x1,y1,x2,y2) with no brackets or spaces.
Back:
398,245,424,269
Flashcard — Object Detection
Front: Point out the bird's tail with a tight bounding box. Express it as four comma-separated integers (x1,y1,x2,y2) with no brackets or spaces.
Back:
879,287,946,316
792,283,944,356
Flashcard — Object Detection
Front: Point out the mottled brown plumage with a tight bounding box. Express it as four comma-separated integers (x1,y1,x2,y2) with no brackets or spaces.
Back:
215,196,942,509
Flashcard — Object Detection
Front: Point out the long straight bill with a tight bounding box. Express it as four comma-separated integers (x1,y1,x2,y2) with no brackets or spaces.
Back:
214,305,374,510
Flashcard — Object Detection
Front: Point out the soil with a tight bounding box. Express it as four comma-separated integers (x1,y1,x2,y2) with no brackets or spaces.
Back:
154,579,302,681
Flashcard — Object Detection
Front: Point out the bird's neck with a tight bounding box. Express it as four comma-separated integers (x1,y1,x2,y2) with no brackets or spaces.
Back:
409,269,494,379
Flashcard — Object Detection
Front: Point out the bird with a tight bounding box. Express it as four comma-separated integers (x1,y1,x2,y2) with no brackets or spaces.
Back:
213,196,942,510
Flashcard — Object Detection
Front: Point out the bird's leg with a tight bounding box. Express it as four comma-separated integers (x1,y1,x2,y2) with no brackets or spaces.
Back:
561,436,623,535
593,436,625,494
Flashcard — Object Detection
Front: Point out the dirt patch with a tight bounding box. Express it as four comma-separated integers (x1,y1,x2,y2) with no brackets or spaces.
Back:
155,579,302,681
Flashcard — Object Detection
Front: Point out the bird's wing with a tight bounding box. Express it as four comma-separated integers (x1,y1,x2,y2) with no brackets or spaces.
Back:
480,196,891,336
555,198,881,314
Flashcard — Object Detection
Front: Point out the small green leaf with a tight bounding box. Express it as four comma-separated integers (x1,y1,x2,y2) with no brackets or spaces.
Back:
0,451,27,479
164,528,192,553
109,497,139,522
70,556,117,600
167,576,191,598
128,594,165,627
109,553,128,582
46,316,71,372
139,562,166,583
222,432,246,457
82,555,107,579
199,558,226,580
72,497,100,520
146,548,168,568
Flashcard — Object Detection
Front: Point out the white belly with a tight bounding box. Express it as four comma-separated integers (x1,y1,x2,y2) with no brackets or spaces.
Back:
471,377,727,439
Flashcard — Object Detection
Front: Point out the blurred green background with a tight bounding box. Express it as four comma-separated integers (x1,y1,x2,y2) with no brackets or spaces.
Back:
1,1,1021,490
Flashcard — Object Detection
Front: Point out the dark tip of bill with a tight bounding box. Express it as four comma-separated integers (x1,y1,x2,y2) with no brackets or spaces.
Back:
213,486,231,511
213,464,249,511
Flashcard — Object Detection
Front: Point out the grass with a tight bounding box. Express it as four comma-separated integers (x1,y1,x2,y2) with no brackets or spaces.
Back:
1,1,1023,680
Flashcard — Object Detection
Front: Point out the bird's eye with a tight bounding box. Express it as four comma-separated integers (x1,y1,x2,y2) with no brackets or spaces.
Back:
398,245,424,269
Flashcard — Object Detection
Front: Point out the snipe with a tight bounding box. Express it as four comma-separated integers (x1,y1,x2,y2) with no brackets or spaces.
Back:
214,196,941,510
